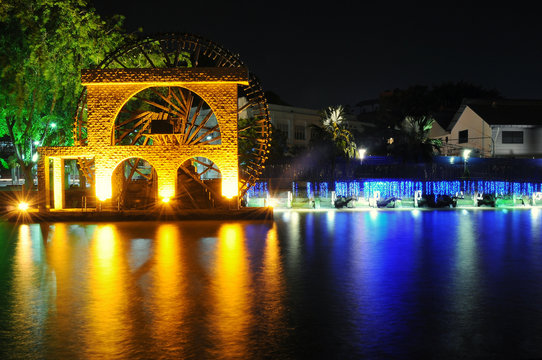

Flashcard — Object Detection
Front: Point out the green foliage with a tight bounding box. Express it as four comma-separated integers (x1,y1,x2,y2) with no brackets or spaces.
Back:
0,158,8,169
377,82,501,130
361,81,500,158
0,0,127,185
320,105,357,159
267,124,290,164
390,115,442,163
238,117,258,161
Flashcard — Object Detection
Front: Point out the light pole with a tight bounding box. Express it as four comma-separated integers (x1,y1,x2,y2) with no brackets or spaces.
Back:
358,148,367,163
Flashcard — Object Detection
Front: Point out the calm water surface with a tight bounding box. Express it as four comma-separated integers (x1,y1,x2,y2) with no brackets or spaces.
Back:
1,209,542,359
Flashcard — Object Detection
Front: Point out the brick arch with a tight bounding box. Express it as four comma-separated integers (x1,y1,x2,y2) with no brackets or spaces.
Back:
111,156,158,205
112,155,159,173
108,84,224,146
38,67,246,209
174,152,237,197
175,154,224,175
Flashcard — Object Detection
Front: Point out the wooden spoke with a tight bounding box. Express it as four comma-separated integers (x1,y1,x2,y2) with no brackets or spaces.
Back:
197,135,221,146
113,57,128,69
130,121,152,145
137,97,181,117
189,125,219,145
185,109,213,144
116,111,152,128
73,34,271,202
159,41,173,67
179,92,193,135
238,100,253,114
149,88,184,115
138,45,156,68
193,44,201,66
182,99,203,140
116,114,152,144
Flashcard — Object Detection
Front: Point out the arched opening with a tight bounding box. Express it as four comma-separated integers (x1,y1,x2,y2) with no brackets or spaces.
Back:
113,86,222,146
176,157,223,208
63,158,96,208
70,34,272,205
112,158,157,209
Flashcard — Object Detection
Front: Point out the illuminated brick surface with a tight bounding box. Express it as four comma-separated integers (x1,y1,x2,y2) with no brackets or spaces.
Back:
38,68,247,209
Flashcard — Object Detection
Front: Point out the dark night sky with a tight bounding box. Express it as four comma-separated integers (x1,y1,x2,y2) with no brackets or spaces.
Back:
91,0,542,110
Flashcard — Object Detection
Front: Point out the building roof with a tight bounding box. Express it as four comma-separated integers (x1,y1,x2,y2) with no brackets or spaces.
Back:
268,103,320,116
463,99,542,126
432,110,457,132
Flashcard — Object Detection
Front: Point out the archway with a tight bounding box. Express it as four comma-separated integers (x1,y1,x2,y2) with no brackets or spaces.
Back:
112,158,157,209
113,86,222,147
176,157,222,208
39,33,271,211
73,33,271,200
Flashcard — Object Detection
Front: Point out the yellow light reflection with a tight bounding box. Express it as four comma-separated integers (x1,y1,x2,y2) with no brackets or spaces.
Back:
86,225,129,357
47,223,69,299
13,225,34,316
43,223,78,342
12,225,47,345
209,223,252,358
151,224,188,350
260,224,286,345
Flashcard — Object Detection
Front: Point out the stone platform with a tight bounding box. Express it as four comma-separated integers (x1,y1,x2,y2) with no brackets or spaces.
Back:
3,207,273,223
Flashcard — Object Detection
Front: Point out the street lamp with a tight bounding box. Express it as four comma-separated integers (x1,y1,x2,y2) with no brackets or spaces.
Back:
358,148,367,162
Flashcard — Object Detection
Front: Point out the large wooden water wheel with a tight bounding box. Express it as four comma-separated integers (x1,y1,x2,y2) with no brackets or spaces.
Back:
73,33,271,204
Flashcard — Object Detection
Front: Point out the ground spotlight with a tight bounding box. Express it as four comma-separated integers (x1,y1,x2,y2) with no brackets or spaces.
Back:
18,202,29,211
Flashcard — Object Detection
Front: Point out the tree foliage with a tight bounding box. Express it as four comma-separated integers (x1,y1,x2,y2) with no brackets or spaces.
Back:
0,0,127,187
390,116,443,163
319,105,357,159
307,105,357,186
360,81,500,159
378,81,501,129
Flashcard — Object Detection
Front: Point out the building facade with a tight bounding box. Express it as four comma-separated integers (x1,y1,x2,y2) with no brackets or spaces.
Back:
429,99,542,158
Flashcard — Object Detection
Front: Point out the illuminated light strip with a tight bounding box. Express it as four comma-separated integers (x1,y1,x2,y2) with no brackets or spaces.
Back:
246,180,542,201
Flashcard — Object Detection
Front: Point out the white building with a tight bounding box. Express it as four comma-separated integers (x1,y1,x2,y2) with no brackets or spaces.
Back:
267,103,321,148
429,99,542,158
239,97,321,148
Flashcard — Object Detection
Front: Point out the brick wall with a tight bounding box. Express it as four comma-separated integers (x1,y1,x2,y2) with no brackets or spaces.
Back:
38,68,246,208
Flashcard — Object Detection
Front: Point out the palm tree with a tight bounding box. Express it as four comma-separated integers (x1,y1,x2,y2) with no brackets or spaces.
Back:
321,105,357,159
309,105,357,186
392,115,442,162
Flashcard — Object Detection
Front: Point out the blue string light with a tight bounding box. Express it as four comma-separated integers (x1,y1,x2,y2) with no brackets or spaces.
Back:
248,180,542,200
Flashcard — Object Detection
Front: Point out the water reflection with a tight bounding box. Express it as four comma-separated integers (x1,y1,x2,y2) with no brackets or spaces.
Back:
259,224,286,349
152,224,188,355
2,210,542,359
448,212,483,355
85,225,131,358
11,224,47,356
209,224,252,358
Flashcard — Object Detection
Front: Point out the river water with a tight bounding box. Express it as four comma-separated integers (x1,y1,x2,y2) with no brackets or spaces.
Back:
1,209,542,359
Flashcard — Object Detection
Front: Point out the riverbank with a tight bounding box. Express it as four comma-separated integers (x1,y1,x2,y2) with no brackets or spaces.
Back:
2,207,274,223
